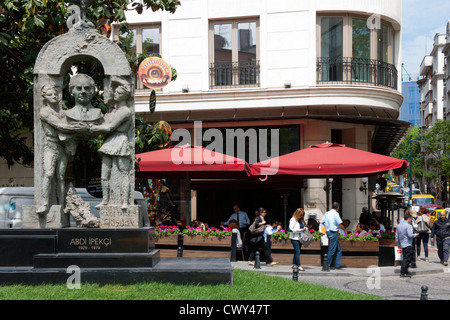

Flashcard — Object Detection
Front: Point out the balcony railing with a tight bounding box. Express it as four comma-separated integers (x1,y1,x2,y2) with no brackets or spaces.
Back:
210,61,260,89
316,57,398,90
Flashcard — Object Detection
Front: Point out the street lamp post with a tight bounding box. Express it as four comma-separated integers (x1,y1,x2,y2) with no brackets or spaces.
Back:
409,136,413,208
409,135,429,208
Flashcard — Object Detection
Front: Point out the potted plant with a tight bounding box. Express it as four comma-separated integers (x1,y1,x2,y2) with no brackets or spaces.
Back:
153,225,181,245
182,226,232,247
378,230,397,246
337,232,379,254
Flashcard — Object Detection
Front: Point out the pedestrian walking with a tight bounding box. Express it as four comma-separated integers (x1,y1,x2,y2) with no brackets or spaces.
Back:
430,211,450,266
247,208,277,267
415,208,431,262
288,208,307,271
396,212,419,277
320,202,347,270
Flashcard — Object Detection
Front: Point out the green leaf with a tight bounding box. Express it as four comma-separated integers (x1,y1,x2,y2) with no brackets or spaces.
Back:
34,16,45,28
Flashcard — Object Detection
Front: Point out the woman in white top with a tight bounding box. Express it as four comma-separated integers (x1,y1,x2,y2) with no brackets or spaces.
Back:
289,208,307,271
416,208,431,262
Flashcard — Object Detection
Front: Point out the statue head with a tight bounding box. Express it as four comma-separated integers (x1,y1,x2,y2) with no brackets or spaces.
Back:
111,77,132,104
41,84,59,106
69,73,96,106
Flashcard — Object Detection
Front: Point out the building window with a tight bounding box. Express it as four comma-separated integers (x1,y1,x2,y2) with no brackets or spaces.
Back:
317,15,397,89
209,19,260,88
114,24,161,90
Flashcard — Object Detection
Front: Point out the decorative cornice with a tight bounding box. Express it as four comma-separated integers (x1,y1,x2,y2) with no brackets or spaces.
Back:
135,85,403,113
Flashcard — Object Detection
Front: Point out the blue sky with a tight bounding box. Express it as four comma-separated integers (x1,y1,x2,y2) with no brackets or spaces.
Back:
402,0,450,79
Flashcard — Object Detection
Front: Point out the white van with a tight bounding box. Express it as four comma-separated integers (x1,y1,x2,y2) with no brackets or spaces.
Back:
0,187,149,228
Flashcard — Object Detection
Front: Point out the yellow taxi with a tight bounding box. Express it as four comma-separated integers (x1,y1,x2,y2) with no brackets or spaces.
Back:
430,208,446,227
411,194,435,213
387,183,401,192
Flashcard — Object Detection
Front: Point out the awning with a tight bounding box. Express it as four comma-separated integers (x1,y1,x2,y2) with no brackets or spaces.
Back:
251,143,408,178
136,144,252,179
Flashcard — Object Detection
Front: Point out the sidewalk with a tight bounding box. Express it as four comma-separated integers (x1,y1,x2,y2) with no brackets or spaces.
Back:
231,247,448,278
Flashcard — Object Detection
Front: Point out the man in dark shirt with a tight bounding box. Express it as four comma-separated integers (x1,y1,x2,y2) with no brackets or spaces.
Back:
431,211,450,266
359,207,372,227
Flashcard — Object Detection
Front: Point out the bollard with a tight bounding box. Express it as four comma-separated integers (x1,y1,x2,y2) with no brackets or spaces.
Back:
230,232,237,262
255,251,261,269
292,268,299,281
177,234,183,257
322,253,330,271
420,285,429,300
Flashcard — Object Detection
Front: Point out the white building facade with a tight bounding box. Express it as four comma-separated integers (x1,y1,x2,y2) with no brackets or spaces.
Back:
418,20,450,127
0,0,409,228
119,0,408,227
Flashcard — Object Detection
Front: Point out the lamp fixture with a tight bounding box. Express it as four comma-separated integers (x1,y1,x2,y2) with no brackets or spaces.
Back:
323,177,333,191
359,177,368,194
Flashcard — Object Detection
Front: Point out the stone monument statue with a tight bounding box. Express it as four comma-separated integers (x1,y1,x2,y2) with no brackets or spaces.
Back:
66,73,103,122
23,1,139,228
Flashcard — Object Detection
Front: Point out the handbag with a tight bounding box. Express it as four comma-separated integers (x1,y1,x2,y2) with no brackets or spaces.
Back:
415,218,429,233
299,229,314,248
249,221,265,235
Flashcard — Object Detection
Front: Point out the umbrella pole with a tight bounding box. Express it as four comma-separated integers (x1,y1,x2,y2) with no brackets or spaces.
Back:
185,172,191,225
326,177,330,212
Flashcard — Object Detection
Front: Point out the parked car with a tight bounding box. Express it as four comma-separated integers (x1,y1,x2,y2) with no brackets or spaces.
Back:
0,187,149,228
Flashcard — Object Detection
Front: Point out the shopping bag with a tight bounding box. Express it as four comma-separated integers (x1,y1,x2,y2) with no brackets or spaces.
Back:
320,233,329,246
394,246,403,261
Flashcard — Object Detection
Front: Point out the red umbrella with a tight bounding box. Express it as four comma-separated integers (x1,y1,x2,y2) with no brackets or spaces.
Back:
136,144,252,179
251,143,408,178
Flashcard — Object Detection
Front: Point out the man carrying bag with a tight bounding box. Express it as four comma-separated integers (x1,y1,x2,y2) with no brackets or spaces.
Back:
396,212,419,278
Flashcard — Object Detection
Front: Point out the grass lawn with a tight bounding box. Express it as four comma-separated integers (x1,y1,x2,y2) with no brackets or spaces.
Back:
0,269,383,300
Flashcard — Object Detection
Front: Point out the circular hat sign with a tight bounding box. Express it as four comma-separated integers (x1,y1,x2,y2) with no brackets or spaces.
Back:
138,57,172,89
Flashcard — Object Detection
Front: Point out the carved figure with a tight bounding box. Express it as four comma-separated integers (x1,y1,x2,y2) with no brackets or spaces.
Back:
66,73,102,122
38,84,87,215
91,79,133,209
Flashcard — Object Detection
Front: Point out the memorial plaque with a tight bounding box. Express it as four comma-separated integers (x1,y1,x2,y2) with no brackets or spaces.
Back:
57,228,151,253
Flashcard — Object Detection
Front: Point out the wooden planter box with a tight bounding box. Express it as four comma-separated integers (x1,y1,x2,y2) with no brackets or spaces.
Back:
154,234,179,245
183,235,232,247
339,240,379,252
155,234,232,258
269,239,380,267
337,240,379,268
270,239,322,266
271,239,321,250
379,239,397,247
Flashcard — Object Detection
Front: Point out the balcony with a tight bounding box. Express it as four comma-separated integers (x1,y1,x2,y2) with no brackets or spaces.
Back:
420,55,433,76
316,57,398,90
209,61,260,89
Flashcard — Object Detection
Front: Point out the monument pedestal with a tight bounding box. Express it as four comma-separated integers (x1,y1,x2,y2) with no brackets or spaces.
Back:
0,228,233,285
22,205,64,228
99,205,139,228
33,228,159,268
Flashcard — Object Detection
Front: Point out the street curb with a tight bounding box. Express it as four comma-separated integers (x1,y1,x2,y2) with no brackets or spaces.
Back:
231,261,448,278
